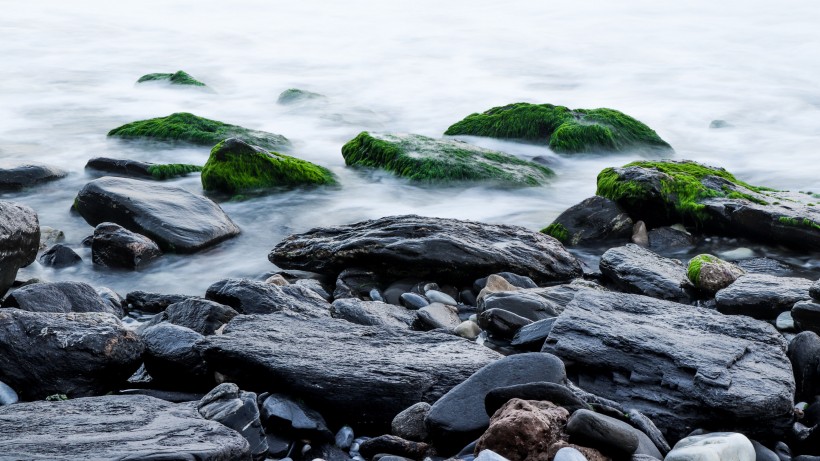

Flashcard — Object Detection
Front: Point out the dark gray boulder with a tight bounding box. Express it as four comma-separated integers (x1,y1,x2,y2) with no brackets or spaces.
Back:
0,395,250,460
599,244,694,302
141,323,211,389
0,309,144,399
512,318,556,350
788,331,820,401
143,298,239,335
38,243,82,268
91,221,162,269
270,215,582,285
484,382,588,416
3,280,122,317
478,286,573,321
196,311,501,431
415,303,461,330
425,352,567,454
647,226,696,252
205,278,330,316
566,409,662,458
197,383,268,459
392,402,431,442
811,279,820,301
0,161,66,190
542,290,795,441
793,300,820,335
260,393,333,442
330,298,416,328
715,274,813,319
85,157,201,180
125,290,191,313
0,201,38,296
75,176,240,253
541,196,632,246
478,308,532,340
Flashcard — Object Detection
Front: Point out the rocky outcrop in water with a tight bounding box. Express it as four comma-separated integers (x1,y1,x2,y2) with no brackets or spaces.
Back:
137,70,207,86
541,196,633,246
91,221,162,269
0,201,39,296
0,161,66,190
85,156,202,180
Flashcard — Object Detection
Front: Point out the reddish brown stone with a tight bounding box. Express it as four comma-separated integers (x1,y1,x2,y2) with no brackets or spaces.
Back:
475,399,569,461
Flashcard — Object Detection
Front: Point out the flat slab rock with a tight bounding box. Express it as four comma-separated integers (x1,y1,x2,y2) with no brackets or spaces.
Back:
542,290,795,441
599,244,693,302
0,395,250,460
197,311,501,430
75,176,240,253
715,273,813,320
270,214,581,285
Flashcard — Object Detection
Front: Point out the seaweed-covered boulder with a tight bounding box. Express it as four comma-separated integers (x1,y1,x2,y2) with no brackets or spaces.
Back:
0,161,66,190
277,88,325,105
270,215,582,285
444,103,670,154
137,70,206,86
686,254,745,295
596,160,820,250
86,157,202,180
341,132,553,186
201,138,336,194
75,177,240,253
108,112,290,150
0,201,39,296
541,196,633,246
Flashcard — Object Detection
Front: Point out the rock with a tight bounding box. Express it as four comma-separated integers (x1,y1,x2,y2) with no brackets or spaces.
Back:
260,393,333,442
565,409,640,457
278,88,325,105
541,196,632,246
0,380,18,405
137,70,206,86
541,290,795,441
632,220,649,246
811,279,820,301
710,120,732,129
0,201,39,296
141,323,211,388
296,278,333,301
205,278,330,316
626,409,670,456
788,331,820,401
76,177,240,253
475,399,569,461
336,426,355,449
108,112,289,150
476,450,512,461
416,303,461,330
334,267,382,299
484,382,588,416
270,215,581,285
331,298,415,328
777,311,796,332
600,244,693,302
401,292,430,309
38,243,82,268
0,395,250,459
3,280,122,317
201,138,336,194
475,273,537,292
91,221,162,269
751,441,779,461
444,103,671,154
266,273,290,286
596,160,820,250
426,352,566,453
125,290,191,313
687,254,745,295
548,443,609,461
342,132,554,186
554,447,589,461
0,309,143,399
455,320,482,340
198,383,268,459
426,289,457,305
647,226,696,251
143,298,239,335
392,402,430,442
479,288,566,321
0,161,66,190
774,443,791,461
86,157,202,179
38,226,64,250
793,301,820,335
478,308,532,340
359,435,430,460
715,274,813,319
197,311,501,430
511,318,556,350
666,433,755,461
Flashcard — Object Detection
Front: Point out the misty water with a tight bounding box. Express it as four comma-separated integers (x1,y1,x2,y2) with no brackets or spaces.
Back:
2,0,819,295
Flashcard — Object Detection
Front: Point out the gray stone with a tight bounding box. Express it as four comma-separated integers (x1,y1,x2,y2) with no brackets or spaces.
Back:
788,331,820,401
544,196,633,246
38,244,82,268
454,320,482,340
648,226,696,252
715,274,813,320
476,450,510,461
0,201,38,296
627,409,670,456
776,311,796,332
260,393,333,441
554,447,588,461
0,380,18,406
2,280,122,317
400,292,429,310
198,383,268,459
206,278,330,316
141,323,211,388
125,290,191,313
484,382,588,416
91,221,162,269
632,221,649,247
600,244,693,302
666,432,755,461
336,426,354,449
415,303,460,330
0,161,65,190
512,317,556,350
474,273,538,292
331,298,415,328
565,409,639,457
478,308,532,340
425,290,457,305
811,279,820,301
142,298,239,335
687,255,745,295
392,402,430,442
792,300,820,335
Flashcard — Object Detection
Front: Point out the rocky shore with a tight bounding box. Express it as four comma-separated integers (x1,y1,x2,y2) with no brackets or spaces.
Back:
0,93,819,461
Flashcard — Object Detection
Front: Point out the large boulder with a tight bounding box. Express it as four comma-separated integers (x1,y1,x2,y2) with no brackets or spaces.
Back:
541,196,633,246
2,280,122,317
541,290,795,441
0,201,38,296
75,176,240,253
715,274,813,320
596,160,820,250
201,138,336,194
444,103,671,154
205,278,330,316
0,161,66,190
270,215,582,285
599,244,694,302
137,70,207,86
141,323,211,388
196,311,501,431
86,157,202,180
108,112,289,150
0,395,250,460
0,309,144,399
341,132,554,186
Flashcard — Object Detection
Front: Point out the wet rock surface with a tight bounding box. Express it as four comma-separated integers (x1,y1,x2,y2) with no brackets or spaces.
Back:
0,201,39,296
2,280,123,317
542,196,633,246
205,278,330,316
91,221,162,269
715,273,813,319
0,161,66,190
599,244,693,302
331,297,416,328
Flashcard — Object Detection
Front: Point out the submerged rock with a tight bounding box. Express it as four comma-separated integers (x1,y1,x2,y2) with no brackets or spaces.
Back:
86,157,202,180
0,395,251,460
270,215,581,285
277,88,325,105
341,131,554,186
91,222,162,269
0,201,39,296
0,161,66,190
201,137,336,194
541,196,633,246
137,70,207,86
596,160,820,250
444,102,671,154
108,112,290,150
75,176,240,253
599,244,694,302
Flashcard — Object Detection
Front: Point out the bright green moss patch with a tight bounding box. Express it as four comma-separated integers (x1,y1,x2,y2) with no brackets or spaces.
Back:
541,223,570,243
137,70,206,86
341,131,554,186
108,112,290,150
779,216,820,231
277,88,325,105
146,163,203,180
687,254,717,285
201,138,337,194
444,103,671,154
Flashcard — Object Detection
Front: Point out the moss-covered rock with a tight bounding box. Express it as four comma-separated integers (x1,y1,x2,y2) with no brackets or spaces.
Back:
86,157,202,180
341,132,554,186
201,138,336,194
596,160,820,250
108,113,290,150
444,103,671,154
540,196,633,246
277,88,325,105
686,254,744,295
137,71,206,87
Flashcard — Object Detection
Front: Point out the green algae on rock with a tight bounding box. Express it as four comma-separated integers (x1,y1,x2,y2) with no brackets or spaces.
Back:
277,88,325,105
341,131,554,186
137,70,206,87
201,138,337,194
107,112,290,150
686,254,744,295
542,223,570,244
86,157,202,181
444,103,671,154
